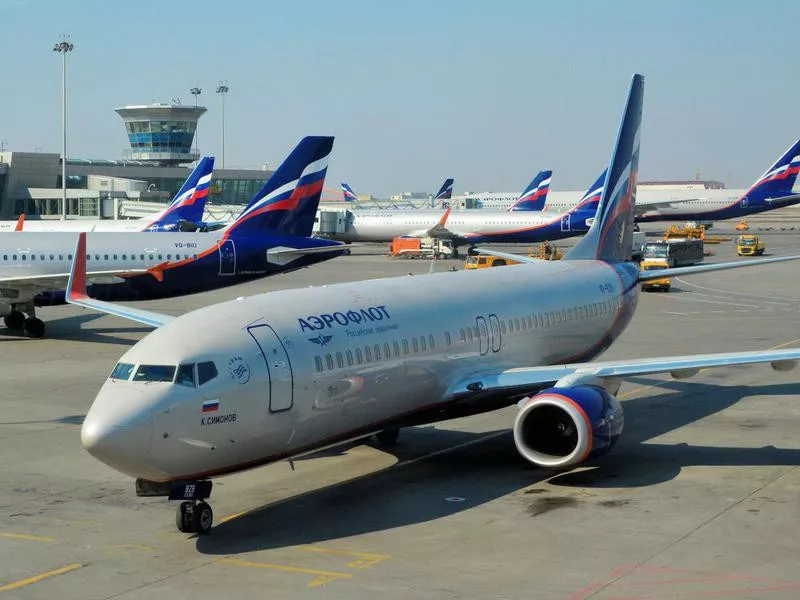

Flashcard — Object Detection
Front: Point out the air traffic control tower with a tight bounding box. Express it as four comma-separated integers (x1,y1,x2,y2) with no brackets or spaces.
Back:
115,103,206,166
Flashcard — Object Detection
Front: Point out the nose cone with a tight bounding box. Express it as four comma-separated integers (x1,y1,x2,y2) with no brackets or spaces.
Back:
81,388,155,478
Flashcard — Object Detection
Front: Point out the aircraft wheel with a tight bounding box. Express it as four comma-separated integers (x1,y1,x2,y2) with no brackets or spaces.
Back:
176,501,196,533
193,502,213,535
4,310,25,330
23,317,45,338
376,428,400,447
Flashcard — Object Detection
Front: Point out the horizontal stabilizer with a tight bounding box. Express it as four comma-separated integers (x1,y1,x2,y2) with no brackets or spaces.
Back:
472,248,543,265
266,244,349,266
638,254,800,282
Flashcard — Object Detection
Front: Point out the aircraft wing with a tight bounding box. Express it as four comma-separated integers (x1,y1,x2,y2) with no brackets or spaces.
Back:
65,233,173,328
0,268,147,289
446,348,800,401
633,197,708,215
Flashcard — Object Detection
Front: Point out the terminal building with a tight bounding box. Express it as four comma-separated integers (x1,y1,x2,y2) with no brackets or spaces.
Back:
0,103,272,220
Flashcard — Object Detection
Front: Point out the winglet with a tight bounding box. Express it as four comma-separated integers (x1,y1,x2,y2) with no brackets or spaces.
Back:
65,232,173,328
437,206,452,228
14,213,25,232
66,232,89,302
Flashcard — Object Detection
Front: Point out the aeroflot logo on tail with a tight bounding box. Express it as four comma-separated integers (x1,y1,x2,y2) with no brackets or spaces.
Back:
298,305,391,331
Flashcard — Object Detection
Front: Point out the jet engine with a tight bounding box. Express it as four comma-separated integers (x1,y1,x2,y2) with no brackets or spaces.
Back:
513,385,624,469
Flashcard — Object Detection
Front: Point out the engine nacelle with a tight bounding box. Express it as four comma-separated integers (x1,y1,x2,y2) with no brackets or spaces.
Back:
513,385,624,469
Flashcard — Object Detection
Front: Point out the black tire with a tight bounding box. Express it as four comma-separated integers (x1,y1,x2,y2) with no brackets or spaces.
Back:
23,318,45,338
375,428,400,446
4,310,25,330
193,502,213,535
176,501,196,533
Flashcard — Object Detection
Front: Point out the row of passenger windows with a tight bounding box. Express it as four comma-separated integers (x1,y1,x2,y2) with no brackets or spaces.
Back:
313,335,436,373
109,361,218,387
311,298,622,373
1,253,196,262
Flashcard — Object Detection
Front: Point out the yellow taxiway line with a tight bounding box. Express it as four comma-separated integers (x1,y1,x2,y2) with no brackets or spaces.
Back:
0,532,55,543
0,563,84,593
220,558,352,588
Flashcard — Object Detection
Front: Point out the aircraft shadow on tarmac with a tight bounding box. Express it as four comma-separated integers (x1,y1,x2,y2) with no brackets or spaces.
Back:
1,312,150,345
196,378,800,555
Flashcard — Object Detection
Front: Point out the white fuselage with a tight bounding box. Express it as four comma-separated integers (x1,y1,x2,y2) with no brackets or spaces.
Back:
82,260,637,482
0,215,163,233
330,208,588,243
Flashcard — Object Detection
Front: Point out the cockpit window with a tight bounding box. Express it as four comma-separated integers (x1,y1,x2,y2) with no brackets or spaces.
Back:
133,364,176,383
175,363,196,388
197,361,218,385
110,362,134,381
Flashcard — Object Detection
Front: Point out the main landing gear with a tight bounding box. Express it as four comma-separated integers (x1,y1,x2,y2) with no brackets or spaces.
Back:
3,304,45,338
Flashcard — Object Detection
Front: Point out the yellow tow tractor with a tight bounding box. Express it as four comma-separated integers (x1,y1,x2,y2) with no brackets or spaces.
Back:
464,254,521,269
639,257,671,292
736,234,765,256
735,220,750,231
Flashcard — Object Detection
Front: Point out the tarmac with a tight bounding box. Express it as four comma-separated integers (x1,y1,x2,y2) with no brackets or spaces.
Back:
2,216,800,599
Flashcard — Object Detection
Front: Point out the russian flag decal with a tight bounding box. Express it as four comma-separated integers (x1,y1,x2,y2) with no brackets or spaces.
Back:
202,399,220,413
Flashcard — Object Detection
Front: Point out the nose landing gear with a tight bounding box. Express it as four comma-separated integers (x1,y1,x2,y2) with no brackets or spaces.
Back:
166,480,214,534
176,500,214,534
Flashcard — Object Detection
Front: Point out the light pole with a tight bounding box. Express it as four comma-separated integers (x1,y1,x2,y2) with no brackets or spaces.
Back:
216,81,229,169
53,36,73,220
190,86,201,156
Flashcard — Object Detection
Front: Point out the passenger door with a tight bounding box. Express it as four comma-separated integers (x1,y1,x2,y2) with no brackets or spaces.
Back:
476,316,489,356
561,214,571,232
247,324,293,412
218,240,236,275
488,313,501,352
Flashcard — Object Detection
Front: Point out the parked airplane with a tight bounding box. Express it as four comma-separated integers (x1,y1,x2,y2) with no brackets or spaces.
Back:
0,137,346,337
0,157,215,233
507,170,552,211
330,170,602,245
634,141,800,222
69,74,800,535
341,182,358,202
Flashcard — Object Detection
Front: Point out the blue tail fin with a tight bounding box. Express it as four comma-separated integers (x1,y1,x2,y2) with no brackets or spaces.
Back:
341,182,358,202
434,178,454,201
143,156,214,231
508,170,552,211
566,74,644,263
570,169,607,214
742,140,800,203
227,137,334,238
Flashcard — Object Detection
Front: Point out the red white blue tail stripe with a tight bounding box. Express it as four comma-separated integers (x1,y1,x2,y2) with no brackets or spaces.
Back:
341,182,358,202
508,170,552,211
143,156,214,232
226,137,333,238
567,74,643,263
434,178,454,201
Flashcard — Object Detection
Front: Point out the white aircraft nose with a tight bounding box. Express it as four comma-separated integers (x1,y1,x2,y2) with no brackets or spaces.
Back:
81,416,153,477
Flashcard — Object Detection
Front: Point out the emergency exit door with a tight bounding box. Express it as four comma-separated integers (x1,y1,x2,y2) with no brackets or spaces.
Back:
247,324,294,412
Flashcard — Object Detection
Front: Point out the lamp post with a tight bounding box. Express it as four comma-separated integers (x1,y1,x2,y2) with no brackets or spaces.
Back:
190,86,201,156
53,36,73,220
216,81,229,169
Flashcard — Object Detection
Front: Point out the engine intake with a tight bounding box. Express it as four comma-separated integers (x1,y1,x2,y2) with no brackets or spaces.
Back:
513,385,624,468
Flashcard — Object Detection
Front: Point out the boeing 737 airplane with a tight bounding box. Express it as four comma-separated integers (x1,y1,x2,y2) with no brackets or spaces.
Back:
67,75,800,535
330,170,601,245
0,157,215,233
0,137,346,337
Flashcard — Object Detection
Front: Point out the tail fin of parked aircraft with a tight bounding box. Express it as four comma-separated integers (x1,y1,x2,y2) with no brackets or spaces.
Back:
434,178,454,202
508,170,552,211
227,136,334,238
566,74,643,263
341,182,358,202
741,140,800,204
570,169,607,215
142,157,215,231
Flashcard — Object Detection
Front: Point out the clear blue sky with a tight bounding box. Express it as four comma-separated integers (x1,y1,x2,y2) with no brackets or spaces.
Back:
1,0,798,196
